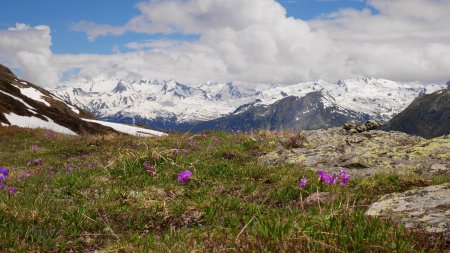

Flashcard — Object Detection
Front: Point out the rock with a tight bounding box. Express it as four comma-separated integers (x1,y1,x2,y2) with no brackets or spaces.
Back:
343,120,381,134
366,183,450,243
343,120,360,131
365,120,382,130
259,127,450,178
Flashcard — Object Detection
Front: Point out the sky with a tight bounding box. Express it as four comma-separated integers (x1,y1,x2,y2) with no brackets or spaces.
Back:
0,0,449,87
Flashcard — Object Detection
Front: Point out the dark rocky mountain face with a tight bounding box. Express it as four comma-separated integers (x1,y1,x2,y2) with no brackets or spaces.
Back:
190,92,371,132
382,89,450,138
0,64,115,135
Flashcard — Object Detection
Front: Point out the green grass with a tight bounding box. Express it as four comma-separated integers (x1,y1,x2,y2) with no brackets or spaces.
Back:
0,126,447,252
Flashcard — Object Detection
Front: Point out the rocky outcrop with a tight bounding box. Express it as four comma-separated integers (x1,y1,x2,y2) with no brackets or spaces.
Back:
366,183,450,244
343,120,382,134
259,128,450,178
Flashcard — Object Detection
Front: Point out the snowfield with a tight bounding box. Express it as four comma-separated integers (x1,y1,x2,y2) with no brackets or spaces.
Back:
81,118,167,137
2,113,78,135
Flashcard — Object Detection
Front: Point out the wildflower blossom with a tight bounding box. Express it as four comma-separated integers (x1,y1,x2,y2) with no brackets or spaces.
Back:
0,168,9,176
212,136,221,144
21,172,31,178
317,170,334,185
66,166,73,173
0,175,5,181
87,162,96,169
31,159,42,165
172,148,180,153
177,170,192,184
331,173,339,184
143,161,152,169
201,133,208,138
26,161,32,166
0,184,3,189
299,177,307,188
182,148,190,153
147,167,156,175
188,139,197,147
31,144,39,150
340,169,350,185
8,187,16,194
45,131,54,137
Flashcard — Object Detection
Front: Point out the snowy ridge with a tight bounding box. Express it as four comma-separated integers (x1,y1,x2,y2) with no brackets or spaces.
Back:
53,77,446,129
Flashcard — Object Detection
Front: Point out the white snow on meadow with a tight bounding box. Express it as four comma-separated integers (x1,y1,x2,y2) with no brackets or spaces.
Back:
16,86,51,106
82,118,167,137
3,113,77,135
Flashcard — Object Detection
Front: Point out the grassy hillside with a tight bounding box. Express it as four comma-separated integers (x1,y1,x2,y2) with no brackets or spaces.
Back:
0,126,447,252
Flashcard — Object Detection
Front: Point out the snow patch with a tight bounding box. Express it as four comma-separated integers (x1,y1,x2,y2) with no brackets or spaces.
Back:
81,118,167,137
0,90,35,110
3,113,77,135
17,86,51,106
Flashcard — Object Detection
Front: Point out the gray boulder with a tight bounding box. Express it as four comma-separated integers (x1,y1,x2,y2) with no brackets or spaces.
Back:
366,183,450,244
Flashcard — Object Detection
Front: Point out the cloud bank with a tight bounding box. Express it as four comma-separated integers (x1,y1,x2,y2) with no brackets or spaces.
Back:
0,23,59,87
1,0,450,87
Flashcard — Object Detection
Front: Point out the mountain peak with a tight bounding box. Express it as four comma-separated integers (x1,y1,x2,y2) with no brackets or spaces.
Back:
112,82,128,93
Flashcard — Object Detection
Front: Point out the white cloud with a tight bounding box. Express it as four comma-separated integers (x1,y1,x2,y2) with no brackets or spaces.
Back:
2,0,450,88
0,23,59,87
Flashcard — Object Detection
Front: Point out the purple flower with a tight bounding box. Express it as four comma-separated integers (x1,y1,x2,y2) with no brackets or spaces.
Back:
201,133,208,138
177,170,192,184
0,167,9,176
26,161,32,166
147,167,156,175
0,184,3,189
182,148,190,153
21,172,31,178
143,161,152,169
212,136,221,144
45,131,54,137
331,173,339,184
87,162,96,169
66,166,73,173
317,171,334,185
8,187,16,195
298,177,307,188
172,148,180,153
188,139,197,147
31,144,39,150
0,175,6,181
31,159,42,165
340,169,350,185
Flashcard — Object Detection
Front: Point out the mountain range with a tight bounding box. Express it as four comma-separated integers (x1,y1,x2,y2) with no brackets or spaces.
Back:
53,76,446,131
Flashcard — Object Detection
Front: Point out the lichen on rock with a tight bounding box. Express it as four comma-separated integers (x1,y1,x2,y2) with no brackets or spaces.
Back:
366,183,450,243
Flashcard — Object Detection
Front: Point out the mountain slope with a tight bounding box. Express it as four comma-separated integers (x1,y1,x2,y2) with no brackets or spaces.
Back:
0,64,166,136
382,89,450,138
191,92,371,131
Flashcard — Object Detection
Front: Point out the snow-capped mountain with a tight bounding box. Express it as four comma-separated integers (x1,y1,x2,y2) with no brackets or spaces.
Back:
52,76,446,131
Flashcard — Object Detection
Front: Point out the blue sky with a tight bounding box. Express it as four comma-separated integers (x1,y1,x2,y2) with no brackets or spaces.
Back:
1,0,367,55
